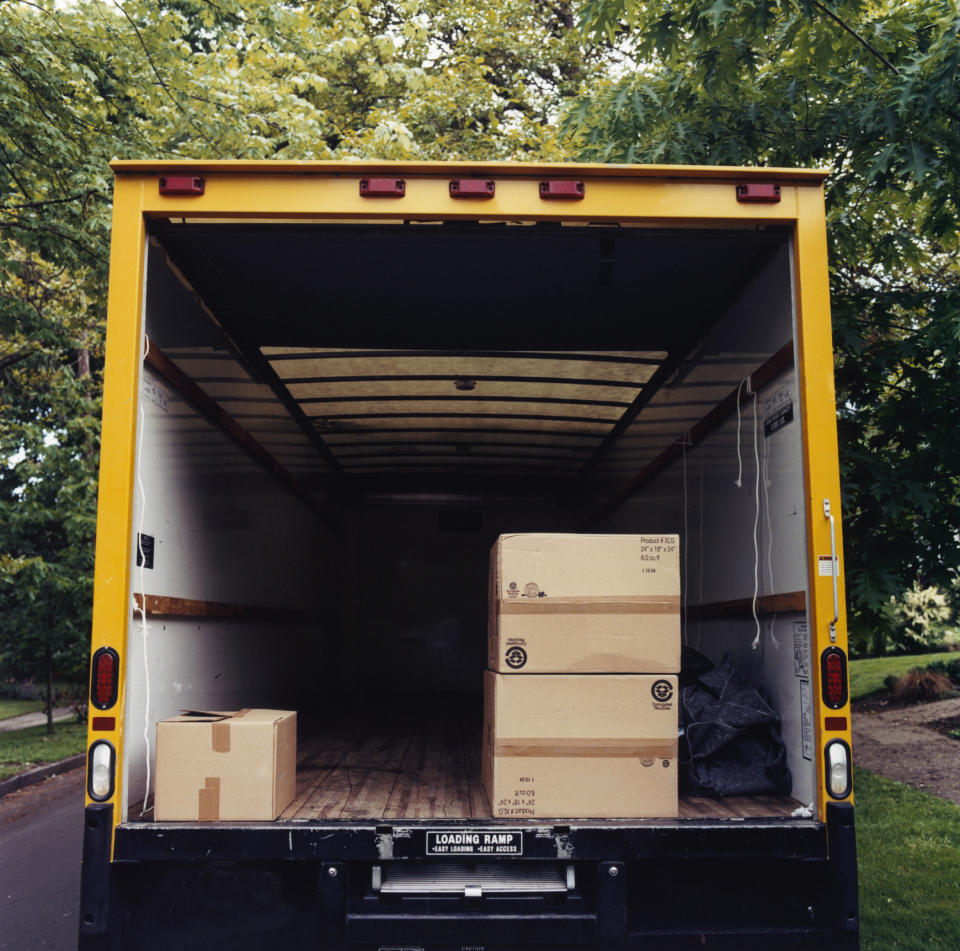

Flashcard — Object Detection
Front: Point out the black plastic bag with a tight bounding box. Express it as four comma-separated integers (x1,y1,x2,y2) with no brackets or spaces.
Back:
679,651,791,798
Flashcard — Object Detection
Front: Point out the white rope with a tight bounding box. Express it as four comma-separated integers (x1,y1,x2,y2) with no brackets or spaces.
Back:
697,447,704,650
681,433,690,644
750,388,762,650
136,335,152,815
762,410,781,649
733,379,746,488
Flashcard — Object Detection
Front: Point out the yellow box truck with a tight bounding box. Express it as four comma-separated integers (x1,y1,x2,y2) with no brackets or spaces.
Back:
79,160,858,950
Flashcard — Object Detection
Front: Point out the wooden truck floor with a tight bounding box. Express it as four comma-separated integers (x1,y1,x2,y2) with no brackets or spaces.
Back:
277,696,801,822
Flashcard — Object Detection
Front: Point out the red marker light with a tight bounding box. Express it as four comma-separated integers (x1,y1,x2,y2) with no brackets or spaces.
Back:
359,178,406,198
91,647,119,710
449,179,495,198
821,647,848,709
158,175,205,196
736,183,781,203
539,180,585,200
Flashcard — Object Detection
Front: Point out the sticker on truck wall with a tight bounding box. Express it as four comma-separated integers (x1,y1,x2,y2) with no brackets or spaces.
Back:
143,377,169,413
792,621,810,678
763,386,793,437
818,556,838,576
426,830,523,855
800,679,814,761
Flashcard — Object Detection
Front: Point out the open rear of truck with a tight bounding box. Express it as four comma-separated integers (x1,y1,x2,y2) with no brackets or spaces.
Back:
79,161,858,950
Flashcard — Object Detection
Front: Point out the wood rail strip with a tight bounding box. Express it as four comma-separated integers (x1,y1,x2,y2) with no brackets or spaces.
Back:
132,593,333,622
686,590,806,621
144,339,342,532
585,341,795,526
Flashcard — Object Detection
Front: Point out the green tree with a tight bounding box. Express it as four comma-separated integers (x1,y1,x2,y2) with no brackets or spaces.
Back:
0,0,601,710
565,0,960,652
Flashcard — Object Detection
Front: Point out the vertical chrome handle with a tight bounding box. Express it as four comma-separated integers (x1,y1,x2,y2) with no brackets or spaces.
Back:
823,498,838,643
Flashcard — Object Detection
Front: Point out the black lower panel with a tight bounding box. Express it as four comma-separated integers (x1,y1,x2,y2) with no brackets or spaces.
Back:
108,861,321,951
94,808,858,951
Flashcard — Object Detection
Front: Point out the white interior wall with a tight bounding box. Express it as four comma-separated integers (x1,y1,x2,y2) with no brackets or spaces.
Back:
124,367,340,815
593,245,816,805
123,251,340,816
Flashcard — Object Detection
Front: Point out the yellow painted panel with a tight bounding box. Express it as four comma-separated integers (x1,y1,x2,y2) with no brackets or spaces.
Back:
86,177,147,825
138,174,801,224
112,157,830,184
793,184,853,819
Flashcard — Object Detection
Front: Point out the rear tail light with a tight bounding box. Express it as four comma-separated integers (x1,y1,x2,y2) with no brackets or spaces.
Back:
825,739,852,799
90,647,119,710
821,647,848,709
88,741,116,801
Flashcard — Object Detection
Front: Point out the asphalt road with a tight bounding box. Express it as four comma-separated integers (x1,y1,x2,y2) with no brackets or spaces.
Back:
0,765,84,950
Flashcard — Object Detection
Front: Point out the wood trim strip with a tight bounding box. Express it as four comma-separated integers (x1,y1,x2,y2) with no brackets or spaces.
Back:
297,394,631,408
278,373,648,389
585,341,795,525
265,349,665,365
686,590,806,621
144,339,342,532
132,593,332,622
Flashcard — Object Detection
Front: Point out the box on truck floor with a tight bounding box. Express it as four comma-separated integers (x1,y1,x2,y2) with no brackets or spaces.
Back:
154,709,297,821
488,533,681,673
482,671,679,819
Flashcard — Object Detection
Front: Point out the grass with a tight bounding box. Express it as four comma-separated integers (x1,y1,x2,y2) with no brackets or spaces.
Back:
0,720,86,782
0,699,45,720
849,651,959,701
856,767,960,950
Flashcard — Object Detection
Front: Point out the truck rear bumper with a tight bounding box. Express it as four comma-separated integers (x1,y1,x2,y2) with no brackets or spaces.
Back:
80,804,858,950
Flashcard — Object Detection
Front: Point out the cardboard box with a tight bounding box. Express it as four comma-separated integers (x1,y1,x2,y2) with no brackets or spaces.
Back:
154,709,297,821
488,533,680,674
482,671,678,819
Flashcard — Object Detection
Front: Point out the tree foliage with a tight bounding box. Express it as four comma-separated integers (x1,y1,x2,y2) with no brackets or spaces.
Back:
566,0,960,650
0,0,599,696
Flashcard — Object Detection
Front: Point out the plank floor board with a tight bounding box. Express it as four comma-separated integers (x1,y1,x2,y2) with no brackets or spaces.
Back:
277,697,802,822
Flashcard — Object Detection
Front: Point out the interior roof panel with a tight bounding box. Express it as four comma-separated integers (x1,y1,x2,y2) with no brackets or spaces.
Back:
148,221,789,351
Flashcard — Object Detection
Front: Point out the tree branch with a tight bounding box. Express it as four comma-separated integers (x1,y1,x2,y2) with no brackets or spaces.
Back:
109,0,224,155
0,348,38,372
812,1,900,76
813,1,960,124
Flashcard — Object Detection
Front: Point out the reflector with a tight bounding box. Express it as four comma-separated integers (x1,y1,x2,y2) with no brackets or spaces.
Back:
88,741,115,801
825,740,851,799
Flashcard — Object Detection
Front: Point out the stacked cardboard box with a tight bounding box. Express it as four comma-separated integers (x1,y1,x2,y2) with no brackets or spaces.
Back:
483,533,680,819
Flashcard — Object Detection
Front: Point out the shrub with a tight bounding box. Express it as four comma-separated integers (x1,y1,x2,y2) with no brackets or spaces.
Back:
890,668,956,704
927,658,960,685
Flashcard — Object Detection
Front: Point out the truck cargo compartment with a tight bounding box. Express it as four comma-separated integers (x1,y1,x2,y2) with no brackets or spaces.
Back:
121,215,816,824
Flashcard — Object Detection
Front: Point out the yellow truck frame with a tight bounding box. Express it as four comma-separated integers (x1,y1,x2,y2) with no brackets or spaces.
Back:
80,160,857,951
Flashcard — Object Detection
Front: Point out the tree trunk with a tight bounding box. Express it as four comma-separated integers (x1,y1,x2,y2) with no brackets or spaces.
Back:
46,648,54,736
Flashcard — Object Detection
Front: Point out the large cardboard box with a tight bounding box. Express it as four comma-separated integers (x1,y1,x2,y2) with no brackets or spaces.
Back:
488,533,681,674
155,709,297,821
482,671,678,819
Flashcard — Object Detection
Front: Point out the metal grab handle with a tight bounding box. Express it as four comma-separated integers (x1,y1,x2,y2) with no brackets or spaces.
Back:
823,498,839,643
